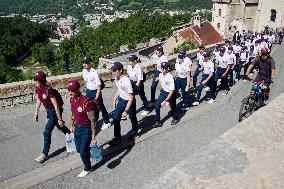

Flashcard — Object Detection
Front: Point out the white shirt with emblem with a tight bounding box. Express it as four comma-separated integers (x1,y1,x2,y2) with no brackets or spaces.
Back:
159,73,175,92
82,68,101,90
127,64,143,82
196,52,205,65
153,54,168,72
202,60,215,75
176,56,192,66
175,61,191,79
216,54,229,68
226,53,236,65
115,75,133,100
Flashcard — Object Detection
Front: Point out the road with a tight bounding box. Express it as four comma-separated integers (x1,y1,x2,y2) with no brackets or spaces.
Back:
0,44,283,189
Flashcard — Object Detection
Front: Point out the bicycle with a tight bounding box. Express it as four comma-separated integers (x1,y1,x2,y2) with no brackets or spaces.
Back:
238,79,268,122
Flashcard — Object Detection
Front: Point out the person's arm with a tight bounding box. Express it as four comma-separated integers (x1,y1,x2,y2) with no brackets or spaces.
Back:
95,85,101,101
271,69,276,79
202,72,214,86
122,93,134,117
87,110,97,144
69,112,75,133
113,91,119,108
136,80,141,86
161,90,174,107
222,64,231,77
34,98,41,122
50,98,65,127
186,71,191,92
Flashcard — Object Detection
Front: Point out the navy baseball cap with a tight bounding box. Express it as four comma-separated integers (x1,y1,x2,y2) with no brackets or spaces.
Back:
198,44,205,49
161,62,170,69
128,54,138,62
179,49,186,54
219,47,226,52
83,56,92,63
156,46,164,52
203,51,211,57
178,51,186,59
110,62,123,71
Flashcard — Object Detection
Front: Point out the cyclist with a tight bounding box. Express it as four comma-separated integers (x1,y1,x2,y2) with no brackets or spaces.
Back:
245,48,276,101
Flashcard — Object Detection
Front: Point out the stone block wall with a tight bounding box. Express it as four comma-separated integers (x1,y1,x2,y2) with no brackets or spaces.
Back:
0,44,217,108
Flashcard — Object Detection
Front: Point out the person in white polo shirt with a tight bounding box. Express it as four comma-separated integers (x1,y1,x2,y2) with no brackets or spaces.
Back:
192,52,215,106
150,46,168,106
108,62,139,146
154,62,179,127
175,51,191,111
192,45,205,91
82,56,111,130
127,54,149,116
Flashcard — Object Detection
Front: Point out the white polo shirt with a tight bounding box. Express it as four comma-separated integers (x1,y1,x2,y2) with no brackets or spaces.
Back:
240,51,248,62
115,75,133,101
175,61,191,79
82,68,101,90
203,60,215,75
233,45,242,54
226,52,236,65
176,57,192,66
153,54,168,72
216,54,229,68
196,51,205,65
159,73,175,93
127,64,143,82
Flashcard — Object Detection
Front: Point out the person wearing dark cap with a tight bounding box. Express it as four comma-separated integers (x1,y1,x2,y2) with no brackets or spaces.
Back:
150,46,168,107
237,46,249,81
227,46,237,86
127,54,149,116
192,52,215,105
192,45,206,91
154,62,179,127
233,41,242,63
213,47,230,96
212,45,220,63
82,56,111,130
175,51,191,111
108,62,139,146
33,71,70,163
176,49,193,68
67,80,98,177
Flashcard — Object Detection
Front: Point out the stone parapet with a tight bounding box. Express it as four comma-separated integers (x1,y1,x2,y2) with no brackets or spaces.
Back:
0,44,217,108
140,91,284,189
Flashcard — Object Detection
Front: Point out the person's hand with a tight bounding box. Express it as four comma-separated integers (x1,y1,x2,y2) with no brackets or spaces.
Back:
185,86,190,92
222,73,226,77
91,138,97,145
161,100,167,107
34,113,39,122
155,77,159,82
122,111,128,118
58,120,65,128
69,126,74,133
202,80,207,86
247,74,253,81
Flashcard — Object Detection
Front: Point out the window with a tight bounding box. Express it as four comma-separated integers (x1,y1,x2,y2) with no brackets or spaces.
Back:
219,9,222,16
217,23,221,29
271,9,277,22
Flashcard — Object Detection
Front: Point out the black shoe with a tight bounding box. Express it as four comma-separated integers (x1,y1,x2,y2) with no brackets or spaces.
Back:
153,121,162,128
171,119,179,125
108,138,121,146
128,134,138,141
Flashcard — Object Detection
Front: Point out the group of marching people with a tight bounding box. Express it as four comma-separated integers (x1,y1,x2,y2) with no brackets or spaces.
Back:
32,29,278,177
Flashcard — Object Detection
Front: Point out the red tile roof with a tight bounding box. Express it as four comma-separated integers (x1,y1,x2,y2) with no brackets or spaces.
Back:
179,21,224,46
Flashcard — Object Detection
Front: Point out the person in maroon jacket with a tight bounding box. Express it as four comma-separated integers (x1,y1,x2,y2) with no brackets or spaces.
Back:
33,71,70,163
67,80,97,177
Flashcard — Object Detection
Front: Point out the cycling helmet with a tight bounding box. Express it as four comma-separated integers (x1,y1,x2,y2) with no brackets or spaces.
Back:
261,48,270,55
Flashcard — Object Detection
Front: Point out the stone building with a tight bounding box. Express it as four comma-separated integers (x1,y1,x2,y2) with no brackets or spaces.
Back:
212,0,284,37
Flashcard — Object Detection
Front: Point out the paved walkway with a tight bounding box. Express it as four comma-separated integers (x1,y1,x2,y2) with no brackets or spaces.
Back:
0,44,284,189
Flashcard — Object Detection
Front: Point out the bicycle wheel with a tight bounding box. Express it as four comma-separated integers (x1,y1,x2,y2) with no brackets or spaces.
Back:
238,95,255,122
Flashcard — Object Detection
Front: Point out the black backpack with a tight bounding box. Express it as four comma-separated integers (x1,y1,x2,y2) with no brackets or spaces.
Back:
46,86,64,107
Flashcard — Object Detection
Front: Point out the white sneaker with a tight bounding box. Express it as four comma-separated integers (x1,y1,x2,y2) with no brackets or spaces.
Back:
205,87,210,92
35,153,47,163
101,123,111,130
192,102,199,106
140,110,149,116
78,170,90,178
222,90,228,95
208,99,215,104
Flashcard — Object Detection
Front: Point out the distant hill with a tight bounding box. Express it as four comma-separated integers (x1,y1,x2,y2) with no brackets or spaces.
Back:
0,0,212,16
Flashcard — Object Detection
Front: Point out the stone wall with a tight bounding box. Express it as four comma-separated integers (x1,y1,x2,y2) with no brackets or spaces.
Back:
0,44,217,108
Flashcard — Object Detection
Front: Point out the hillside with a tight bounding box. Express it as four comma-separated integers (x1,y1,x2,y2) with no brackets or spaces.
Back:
0,0,213,16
